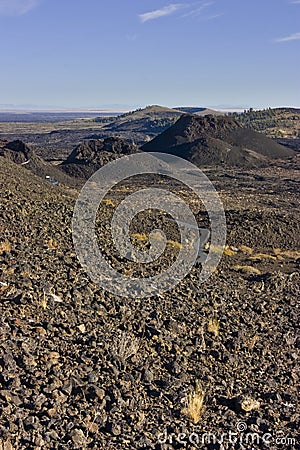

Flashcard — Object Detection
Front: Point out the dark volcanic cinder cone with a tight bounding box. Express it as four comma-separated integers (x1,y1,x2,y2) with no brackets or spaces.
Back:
142,114,295,167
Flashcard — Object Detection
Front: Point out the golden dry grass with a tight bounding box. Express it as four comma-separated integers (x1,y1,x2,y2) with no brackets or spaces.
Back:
208,244,237,257
0,438,14,450
102,198,116,207
182,381,205,424
233,265,261,275
208,244,224,255
273,248,300,260
241,397,260,412
239,245,254,254
132,233,149,242
40,293,47,310
223,246,237,257
249,253,277,261
167,240,182,249
207,317,220,336
47,237,58,250
0,241,11,254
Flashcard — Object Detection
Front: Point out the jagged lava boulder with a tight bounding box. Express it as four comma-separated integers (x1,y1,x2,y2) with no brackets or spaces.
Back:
61,137,139,179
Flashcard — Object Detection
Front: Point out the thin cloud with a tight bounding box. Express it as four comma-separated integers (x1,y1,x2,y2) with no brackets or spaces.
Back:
290,1,300,4
0,0,39,16
139,4,183,23
274,32,300,42
204,13,223,20
182,2,213,18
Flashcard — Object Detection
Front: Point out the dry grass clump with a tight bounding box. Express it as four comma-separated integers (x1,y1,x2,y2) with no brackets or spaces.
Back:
207,317,220,336
0,439,14,450
239,245,254,254
0,241,11,254
240,397,260,412
208,244,237,257
208,244,224,255
40,292,47,310
223,246,237,257
112,332,140,367
273,248,300,260
132,233,149,242
102,198,116,207
249,253,277,261
47,237,58,250
182,381,205,424
233,265,261,275
237,246,300,261
167,240,182,249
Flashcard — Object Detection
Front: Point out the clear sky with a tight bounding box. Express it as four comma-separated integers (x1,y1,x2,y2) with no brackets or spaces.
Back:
0,0,299,109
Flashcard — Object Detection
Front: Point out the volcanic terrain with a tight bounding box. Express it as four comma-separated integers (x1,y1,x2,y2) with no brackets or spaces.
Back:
0,108,299,449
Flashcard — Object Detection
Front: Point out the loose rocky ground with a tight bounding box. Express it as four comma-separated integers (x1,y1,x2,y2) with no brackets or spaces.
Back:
0,153,299,449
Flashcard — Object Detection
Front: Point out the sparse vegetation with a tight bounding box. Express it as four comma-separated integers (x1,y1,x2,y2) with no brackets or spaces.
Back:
233,265,262,275
182,381,206,424
167,239,182,249
207,317,220,336
223,245,237,257
112,332,140,367
240,397,260,412
0,240,11,254
102,198,116,207
47,237,58,250
229,107,300,139
132,233,149,241
249,253,277,261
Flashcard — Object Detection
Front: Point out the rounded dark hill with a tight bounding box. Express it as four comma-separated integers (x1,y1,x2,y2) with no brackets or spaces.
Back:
61,137,139,179
142,114,296,167
0,139,78,187
99,105,182,138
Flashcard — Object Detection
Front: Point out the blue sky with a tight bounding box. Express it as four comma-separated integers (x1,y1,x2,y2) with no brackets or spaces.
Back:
0,0,299,109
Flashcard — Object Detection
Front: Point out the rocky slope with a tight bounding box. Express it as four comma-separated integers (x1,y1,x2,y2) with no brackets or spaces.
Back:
0,139,78,187
0,155,299,449
142,114,296,167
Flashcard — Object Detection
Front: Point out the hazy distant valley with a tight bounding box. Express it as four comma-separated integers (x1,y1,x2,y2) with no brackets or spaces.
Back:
1,105,299,162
